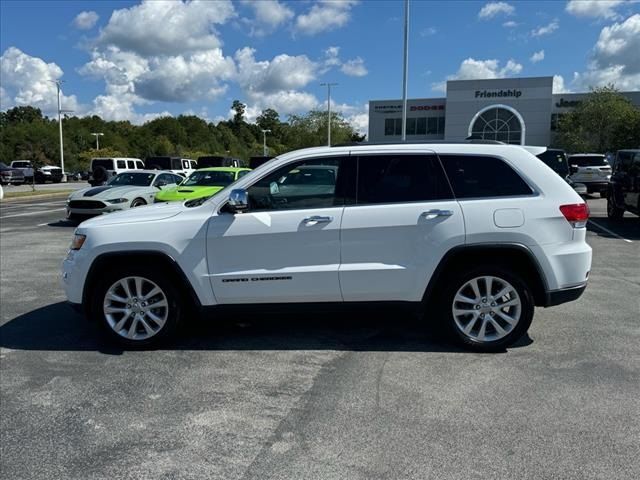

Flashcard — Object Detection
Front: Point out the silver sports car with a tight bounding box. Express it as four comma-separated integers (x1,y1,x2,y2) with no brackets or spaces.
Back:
66,170,183,220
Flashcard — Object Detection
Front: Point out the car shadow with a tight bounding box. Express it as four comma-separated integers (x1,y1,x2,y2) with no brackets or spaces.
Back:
46,219,79,228
0,302,532,354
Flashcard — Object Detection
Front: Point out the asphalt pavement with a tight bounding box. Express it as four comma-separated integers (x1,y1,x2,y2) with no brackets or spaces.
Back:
0,196,638,479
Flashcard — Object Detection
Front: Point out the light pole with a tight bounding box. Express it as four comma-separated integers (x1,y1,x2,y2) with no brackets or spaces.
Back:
401,0,410,141
261,129,271,156
91,132,104,150
50,80,73,177
320,82,338,146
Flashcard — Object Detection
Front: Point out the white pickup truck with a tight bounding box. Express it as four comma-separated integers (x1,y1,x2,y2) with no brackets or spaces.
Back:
10,160,34,182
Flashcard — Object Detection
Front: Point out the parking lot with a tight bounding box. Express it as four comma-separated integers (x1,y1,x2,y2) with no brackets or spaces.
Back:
0,195,638,479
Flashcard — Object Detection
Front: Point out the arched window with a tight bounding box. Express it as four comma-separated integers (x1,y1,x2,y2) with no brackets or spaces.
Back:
468,105,525,145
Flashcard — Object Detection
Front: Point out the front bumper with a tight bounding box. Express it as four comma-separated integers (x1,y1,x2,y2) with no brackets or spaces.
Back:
66,204,128,217
544,283,587,307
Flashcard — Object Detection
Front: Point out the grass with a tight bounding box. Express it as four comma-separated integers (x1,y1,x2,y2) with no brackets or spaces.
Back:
3,189,73,199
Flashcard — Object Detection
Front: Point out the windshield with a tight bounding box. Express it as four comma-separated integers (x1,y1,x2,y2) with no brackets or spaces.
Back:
570,155,608,167
279,167,336,186
92,159,114,169
182,170,236,187
12,161,31,168
108,172,155,186
537,150,568,176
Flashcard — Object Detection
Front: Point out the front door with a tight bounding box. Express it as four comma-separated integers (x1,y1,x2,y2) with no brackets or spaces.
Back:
339,151,465,302
207,156,348,304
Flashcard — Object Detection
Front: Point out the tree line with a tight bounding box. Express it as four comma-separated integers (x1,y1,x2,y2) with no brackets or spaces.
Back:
0,101,366,172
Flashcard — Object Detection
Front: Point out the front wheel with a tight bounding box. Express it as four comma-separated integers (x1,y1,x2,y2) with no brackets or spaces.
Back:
130,198,147,208
439,266,534,352
91,266,183,347
607,195,624,219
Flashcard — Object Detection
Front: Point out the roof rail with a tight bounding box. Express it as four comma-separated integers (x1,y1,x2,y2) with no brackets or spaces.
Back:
332,139,506,147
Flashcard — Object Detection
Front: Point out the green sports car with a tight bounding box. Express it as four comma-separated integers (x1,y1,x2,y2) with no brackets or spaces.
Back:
154,167,251,203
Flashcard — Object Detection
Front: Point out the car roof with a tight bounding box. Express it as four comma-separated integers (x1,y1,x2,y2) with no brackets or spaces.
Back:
114,169,166,175
568,153,605,157
196,167,250,172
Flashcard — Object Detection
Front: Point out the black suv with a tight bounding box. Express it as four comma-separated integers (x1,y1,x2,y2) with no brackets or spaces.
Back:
607,149,640,219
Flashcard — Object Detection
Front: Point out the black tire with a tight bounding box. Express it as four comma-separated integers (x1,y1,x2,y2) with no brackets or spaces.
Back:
607,195,625,219
92,165,108,183
437,265,534,352
130,198,147,208
90,265,183,348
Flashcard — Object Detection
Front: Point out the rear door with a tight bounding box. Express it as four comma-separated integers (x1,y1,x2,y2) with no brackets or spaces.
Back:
207,155,349,304
339,151,464,302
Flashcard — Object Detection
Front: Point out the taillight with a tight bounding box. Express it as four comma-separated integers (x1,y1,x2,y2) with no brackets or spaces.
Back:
560,203,589,228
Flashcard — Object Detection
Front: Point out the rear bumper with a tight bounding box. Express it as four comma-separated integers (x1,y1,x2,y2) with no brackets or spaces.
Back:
544,283,587,307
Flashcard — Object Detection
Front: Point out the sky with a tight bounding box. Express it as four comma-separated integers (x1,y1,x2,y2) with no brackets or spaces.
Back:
1,0,639,135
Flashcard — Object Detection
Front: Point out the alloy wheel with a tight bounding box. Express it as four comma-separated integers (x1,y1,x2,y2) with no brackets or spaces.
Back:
103,276,169,341
451,276,521,343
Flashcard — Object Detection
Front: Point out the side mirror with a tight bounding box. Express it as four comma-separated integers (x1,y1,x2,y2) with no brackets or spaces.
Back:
228,188,248,212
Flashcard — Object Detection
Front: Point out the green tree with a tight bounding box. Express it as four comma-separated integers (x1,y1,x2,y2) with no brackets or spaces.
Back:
554,85,640,153
232,100,246,124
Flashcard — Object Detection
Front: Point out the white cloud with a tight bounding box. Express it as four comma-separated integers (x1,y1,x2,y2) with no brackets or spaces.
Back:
566,0,626,20
323,46,341,67
235,47,318,95
432,57,523,92
478,2,515,20
553,74,571,93
0,47,81,117
295,0,359,35
241,0,294,36
340,57,368,77
531,19,559,37
98,0,236,56
530,50,545,63
73,11,99,30
572,14,640,90
502,20,519,28
420,27,437,36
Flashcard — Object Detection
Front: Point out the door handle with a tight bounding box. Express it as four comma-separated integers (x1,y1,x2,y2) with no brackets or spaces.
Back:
303,215,333,224
421,209,453,218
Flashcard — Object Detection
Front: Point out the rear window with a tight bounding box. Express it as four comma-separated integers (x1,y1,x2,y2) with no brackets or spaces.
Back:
536,150,568,177
12,161,31,168
92,159,114,170
569,155,608,167
440,155,534,198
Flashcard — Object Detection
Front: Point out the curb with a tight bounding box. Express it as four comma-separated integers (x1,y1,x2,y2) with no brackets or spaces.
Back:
1,191,72,203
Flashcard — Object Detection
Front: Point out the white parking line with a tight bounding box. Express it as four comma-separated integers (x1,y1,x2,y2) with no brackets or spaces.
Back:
0,208,65,219
0,201,66,208
588,219,633,243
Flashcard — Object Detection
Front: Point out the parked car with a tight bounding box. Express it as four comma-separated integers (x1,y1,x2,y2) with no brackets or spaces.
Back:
535,148,587,195
145,157,197,177
0,162,25,185
155,167,251,203
249,156,274,169
89,157,145,186
63,143,591,352
35,165,64,183
10,160,34,182
197,156,241,168
568,154,611,196
607,149,640,219
66,170,183,221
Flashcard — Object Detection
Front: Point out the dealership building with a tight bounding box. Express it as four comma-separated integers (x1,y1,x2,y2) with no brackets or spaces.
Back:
368,76,640,146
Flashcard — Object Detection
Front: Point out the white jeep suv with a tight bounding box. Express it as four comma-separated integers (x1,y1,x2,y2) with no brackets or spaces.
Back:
62,143,592,352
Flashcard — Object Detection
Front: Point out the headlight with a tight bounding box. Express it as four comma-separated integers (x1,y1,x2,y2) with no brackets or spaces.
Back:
106,198,128,204
70,233,87,250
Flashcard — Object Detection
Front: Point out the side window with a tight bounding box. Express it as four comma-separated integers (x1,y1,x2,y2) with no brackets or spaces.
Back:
356,155,453,205
154,173,173,186
237,170,250,179
182,160,190,169
618,152,632,170
247,158,344,212
116,160,126,169
190,160,198,169
127,160,135,169
172,174,183,184
440,155,533,198
136,161,144,169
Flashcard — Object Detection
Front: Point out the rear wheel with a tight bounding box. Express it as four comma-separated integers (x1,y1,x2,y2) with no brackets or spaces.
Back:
607,194,625,219
90,266,183,347
438,266,534,352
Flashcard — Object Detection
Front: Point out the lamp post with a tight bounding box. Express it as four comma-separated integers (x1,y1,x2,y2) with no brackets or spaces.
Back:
91,132,104,150
261,129,271,157
320,82,338,146
50,80,73,178
401,0,410,141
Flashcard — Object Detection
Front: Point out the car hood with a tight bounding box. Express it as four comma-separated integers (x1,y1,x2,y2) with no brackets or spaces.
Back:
79,201,184,227
69,185,154,200
156,185,224,201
